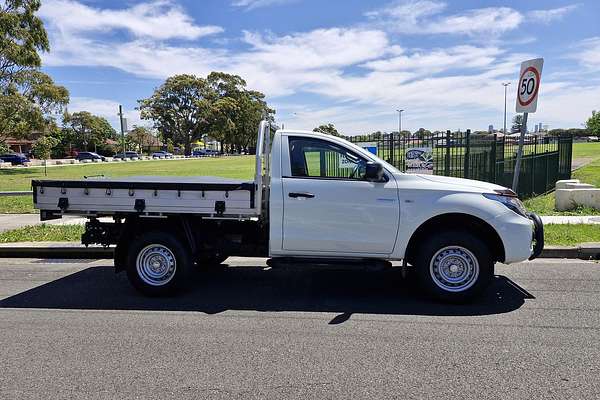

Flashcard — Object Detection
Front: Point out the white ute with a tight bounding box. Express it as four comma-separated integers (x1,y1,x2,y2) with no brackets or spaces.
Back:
33,121,543,302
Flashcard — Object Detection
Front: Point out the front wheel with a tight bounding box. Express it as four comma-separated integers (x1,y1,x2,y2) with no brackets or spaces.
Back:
414,230,494,303
126,231,192,296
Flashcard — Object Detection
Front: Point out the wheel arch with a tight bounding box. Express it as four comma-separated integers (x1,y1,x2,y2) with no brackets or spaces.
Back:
114,215,196,272
404,213,505,264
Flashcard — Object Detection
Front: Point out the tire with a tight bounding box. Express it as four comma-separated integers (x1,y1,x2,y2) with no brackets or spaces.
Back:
126,231,192,296
414,230,494,303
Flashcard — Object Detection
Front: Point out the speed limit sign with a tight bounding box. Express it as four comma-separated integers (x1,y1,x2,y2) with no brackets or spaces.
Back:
516,58,543,113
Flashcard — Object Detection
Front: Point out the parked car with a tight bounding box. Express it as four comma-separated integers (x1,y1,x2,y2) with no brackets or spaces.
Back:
151,151,174,159
0,153,30,165
76,152,106,162
33,121,543,302
113,151,141,160
192,148,220,157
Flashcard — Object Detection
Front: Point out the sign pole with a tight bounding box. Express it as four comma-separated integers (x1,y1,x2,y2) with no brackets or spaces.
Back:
512,112,528,192
513,57,543,194
118,105,125,155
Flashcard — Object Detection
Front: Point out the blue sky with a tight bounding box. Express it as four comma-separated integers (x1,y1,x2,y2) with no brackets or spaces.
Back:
39,0,600,134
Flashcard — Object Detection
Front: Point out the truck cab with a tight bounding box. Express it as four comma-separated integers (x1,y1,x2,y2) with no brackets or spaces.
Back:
32,121,543,302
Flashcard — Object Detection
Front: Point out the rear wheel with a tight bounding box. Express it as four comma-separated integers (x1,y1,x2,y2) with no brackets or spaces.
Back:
414,230,493,302
126,231,192,296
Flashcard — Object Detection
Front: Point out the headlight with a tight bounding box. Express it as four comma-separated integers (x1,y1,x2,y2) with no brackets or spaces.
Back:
483,191,528,217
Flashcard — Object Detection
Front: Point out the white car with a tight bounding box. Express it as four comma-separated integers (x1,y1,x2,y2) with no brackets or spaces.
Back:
32,121,543,302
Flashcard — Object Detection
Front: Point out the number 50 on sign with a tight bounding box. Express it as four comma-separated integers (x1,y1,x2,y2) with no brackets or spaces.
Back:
516,58,544,113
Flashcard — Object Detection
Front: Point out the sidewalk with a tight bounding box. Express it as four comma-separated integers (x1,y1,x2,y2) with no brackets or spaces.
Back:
0,214,87,233
540,216,600,224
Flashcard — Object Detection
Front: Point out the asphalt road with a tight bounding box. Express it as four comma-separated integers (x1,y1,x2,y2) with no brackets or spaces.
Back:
1,257,599,399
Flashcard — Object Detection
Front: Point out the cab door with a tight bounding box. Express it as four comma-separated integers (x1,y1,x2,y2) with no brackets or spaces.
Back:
281,136,400,254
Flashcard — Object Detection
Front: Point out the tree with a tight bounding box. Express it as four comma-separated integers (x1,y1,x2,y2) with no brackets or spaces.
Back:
31,135,58,176
138,74,211,155
204,72,274,153
313,123,340,136
414,128,431,139
0,0,69,146
586,110,600,138
62,111,116,152
511,114,524,133
127,126,156,153
139,72,274,155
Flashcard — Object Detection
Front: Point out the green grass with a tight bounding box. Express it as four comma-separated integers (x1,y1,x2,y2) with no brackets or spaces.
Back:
0,156,255,213
544,224,600,246
0,224,85,243
572,142,600,160
524,156,600,215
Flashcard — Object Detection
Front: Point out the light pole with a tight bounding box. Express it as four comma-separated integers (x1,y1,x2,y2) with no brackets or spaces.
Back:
396,109,404,136
502,83,510,134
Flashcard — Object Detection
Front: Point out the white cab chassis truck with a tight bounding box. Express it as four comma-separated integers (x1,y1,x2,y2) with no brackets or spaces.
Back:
33,122,543,302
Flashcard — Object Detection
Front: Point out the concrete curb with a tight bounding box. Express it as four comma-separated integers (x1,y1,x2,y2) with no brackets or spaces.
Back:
0,243,599,260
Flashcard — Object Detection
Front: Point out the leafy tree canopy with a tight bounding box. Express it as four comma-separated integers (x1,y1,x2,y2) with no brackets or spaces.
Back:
0,0,69,144
62,111,116,152
313,123,340,136
586,110,600,137
138,72,274,155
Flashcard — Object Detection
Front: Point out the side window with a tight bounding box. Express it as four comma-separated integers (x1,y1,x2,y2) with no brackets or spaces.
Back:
288,137,367,180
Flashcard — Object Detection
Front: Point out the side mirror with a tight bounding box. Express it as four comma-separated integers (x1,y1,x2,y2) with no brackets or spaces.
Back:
365,162,385,182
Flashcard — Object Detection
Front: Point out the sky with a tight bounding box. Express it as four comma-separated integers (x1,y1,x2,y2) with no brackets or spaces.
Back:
38,0,600,135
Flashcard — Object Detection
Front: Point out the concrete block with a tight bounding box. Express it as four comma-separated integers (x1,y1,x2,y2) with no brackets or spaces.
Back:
556,188,600,211
556,179,580,189
0,162,11,168
81,159,92,163
564,183,595,189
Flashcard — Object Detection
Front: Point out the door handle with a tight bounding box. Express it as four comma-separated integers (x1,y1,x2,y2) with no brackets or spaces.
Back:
288,192,315,199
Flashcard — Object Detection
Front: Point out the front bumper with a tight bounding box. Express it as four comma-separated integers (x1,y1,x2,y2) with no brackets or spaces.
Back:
528,212,544,260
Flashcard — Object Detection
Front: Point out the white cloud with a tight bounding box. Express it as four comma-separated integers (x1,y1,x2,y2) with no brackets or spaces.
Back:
528,4,578,24
363,45,504,74
366,1,523,36
232,0,297,10
571,37,600,71
40,0,223,40
40,0,595,132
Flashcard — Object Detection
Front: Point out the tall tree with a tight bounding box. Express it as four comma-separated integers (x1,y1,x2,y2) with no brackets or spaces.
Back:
139,72,274,155
313,123,340,136
62,111,116,152
138,74,211,155
586,110,600,138
0,0,69,145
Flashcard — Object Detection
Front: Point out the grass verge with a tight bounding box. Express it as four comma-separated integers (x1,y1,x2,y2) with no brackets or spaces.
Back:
0,222,599,248
0,224,84,243
544,224,600,246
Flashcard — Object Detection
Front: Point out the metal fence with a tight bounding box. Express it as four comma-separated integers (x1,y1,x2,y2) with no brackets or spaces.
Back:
346,131,573,199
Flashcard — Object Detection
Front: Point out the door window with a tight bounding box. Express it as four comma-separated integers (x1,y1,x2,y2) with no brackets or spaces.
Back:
288,137,367,180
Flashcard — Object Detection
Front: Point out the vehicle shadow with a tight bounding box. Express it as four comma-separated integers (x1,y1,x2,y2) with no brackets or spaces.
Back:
0,264,533,320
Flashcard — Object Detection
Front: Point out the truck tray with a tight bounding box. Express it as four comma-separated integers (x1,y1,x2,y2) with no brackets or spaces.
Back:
32,176,258,219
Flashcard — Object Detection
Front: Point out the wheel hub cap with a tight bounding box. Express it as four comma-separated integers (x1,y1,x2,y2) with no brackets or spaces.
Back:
430,246,479,292
136,244,177,286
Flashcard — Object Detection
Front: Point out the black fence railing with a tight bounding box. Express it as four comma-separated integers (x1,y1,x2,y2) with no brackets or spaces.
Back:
345,131,573,199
